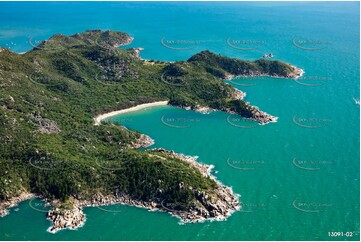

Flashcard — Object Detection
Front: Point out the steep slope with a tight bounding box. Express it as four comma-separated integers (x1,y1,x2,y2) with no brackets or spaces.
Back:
0,30,301,231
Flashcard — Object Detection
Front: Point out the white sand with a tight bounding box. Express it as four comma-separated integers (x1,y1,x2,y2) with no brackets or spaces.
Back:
94,101,168,125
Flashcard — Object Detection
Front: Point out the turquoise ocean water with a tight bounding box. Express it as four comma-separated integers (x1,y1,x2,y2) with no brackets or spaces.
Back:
0,2,359,241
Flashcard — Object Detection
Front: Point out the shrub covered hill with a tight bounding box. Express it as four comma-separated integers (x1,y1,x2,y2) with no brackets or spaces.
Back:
0,30,301,228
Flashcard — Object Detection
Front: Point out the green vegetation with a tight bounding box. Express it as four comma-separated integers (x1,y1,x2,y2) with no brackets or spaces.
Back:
188,50,295,78
0,30,296,208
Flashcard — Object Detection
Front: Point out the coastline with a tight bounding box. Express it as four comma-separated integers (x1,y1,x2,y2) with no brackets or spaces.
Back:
223,65,304,81
172,88,279,125
0,192,35,217
46,148,240,233
1,64,302,232
93,101,169,125
220,65,304,125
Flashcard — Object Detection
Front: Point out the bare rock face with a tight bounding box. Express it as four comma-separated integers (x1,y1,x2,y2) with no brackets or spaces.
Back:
129,134,154,149
28,111,61,134
129,47,144,59
287,65,304,78
45,148,240,232
0,208,9,217
192,105,215,114
231,89,246,100
0,192,34,217
47,206,85,233
150,148,241,222
8,96,15,103
249,106,278,125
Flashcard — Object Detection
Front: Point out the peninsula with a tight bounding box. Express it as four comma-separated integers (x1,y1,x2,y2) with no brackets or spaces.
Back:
0,30,302,232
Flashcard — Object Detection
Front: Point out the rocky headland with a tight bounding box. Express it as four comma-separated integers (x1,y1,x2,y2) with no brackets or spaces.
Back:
0,192,35,217
46,148,240,233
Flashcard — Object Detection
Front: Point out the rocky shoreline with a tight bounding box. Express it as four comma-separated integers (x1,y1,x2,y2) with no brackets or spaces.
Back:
172,88,278,125
152,148,240,222
2,95,245,233
223,64,304,80
128,133,154,149
47,204,86,233
45,148,240,233
179,104,216,114
227,88,278,125
1,63,303,232
0,192,35,217
220,66,304,124
174,65,304,125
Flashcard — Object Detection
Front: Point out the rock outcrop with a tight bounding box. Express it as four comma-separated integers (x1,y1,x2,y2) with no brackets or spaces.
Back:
28,111,61,134
129,134,154,149
47,205,85,233
0,192,34,217
46,148,240,232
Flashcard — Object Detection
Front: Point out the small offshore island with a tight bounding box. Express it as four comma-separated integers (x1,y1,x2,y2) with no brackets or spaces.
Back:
0,30,302,232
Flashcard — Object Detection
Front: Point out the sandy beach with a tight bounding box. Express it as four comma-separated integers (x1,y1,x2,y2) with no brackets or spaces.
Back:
94,101,168,125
